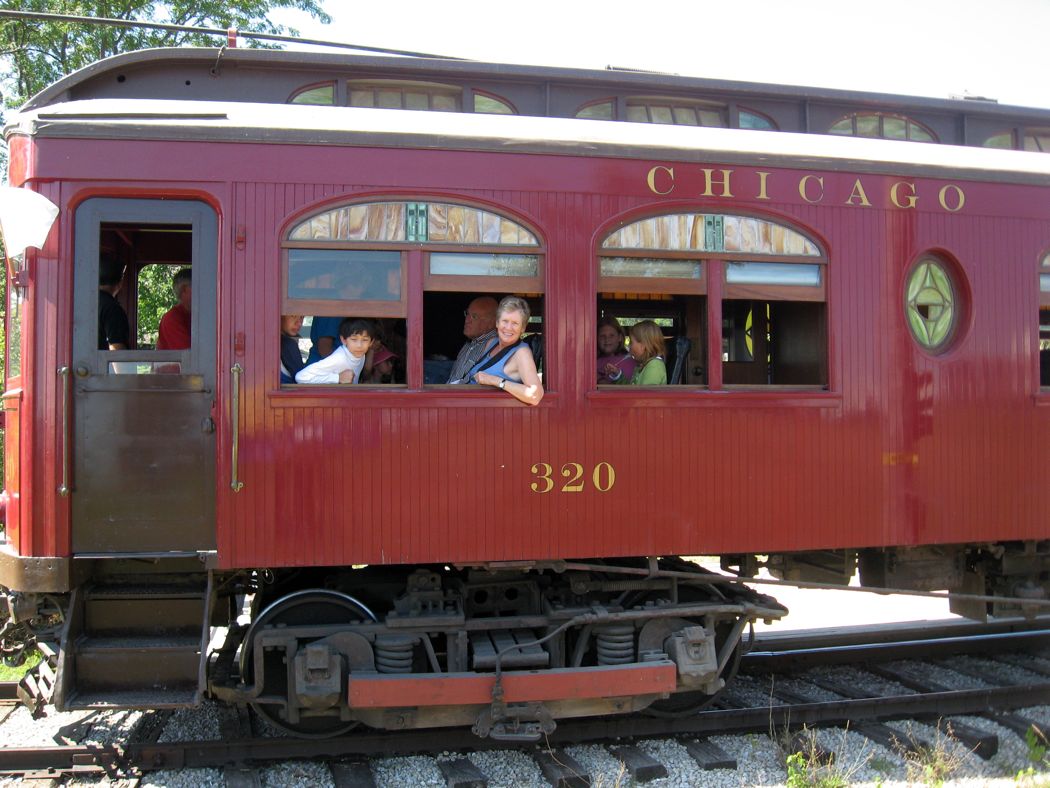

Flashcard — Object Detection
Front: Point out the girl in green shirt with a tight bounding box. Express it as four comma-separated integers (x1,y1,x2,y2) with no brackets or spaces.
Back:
611,319,667,385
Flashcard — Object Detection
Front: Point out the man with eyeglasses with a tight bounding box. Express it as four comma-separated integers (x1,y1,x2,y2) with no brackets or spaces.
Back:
447,296,499,383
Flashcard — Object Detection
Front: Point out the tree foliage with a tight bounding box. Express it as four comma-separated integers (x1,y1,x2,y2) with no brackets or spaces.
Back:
0,0,331,110
0,3,330,512
136,263,177,347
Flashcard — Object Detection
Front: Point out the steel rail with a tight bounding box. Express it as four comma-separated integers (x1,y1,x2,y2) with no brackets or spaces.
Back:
744,622,1050,671
750,617,1050,652
2,626,1047,777
0,682,1046,776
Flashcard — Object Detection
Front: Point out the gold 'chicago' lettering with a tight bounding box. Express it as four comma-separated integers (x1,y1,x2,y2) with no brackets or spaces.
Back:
700,169,734,197
799,175,824,204
938,184,965,212
644,167,966,213
890,181,918,209
646,166,675,195
846,179,871,207
756,171,771,201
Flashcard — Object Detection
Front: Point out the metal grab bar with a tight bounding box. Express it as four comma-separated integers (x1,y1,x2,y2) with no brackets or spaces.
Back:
230,363,244,492
57,366,70,496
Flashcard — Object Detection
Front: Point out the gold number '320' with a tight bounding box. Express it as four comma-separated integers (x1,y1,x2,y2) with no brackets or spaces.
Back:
530,462,615,493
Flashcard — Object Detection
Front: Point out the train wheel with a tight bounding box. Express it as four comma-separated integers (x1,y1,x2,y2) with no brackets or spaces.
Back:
239,589,376,738
638,582,745,719
643,626,742,718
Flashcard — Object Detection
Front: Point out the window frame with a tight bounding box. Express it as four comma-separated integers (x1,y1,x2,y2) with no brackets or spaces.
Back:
1039,251,1050,308
1024,128,1050,153
574,97,778,131
902,254,964,355
597,210,828,391
346,79,464,112
4,257,26,387
471,89,517,115
737,107,778,131
828,112,938,143
1039,250,1050,392
279,198,545,390
288,81,336,106
282,244,409,319
982,127,1050,152
422,245,543,293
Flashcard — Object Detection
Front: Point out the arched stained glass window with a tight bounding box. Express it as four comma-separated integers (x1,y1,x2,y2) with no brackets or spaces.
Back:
983,131,1015,149
983,128,1050,152
575,100,614,120
830,112,936,143
905,258,958,351
348,80,461,112
474,93,515,115
625,97,726,127
602,213,821,256
574,100,776,130
289,201,538,246
597,211,827,389
289,83,335,105
739,109,777,131
1023,129,1050,153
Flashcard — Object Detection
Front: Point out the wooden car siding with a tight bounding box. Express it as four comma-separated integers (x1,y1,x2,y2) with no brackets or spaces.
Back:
10,135,1050,567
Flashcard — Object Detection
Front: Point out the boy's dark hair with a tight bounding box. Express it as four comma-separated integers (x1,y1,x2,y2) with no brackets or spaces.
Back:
339,318,377,340
98,254,125,288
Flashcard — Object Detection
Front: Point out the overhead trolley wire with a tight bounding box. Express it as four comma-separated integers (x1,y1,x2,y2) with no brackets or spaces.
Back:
0,9,468,60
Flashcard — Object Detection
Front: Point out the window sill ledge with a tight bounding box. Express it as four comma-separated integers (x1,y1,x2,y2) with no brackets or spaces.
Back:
268,386,558,409
587,386,840,407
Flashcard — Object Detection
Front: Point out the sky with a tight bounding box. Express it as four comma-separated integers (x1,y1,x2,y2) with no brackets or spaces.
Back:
268,0,1050,111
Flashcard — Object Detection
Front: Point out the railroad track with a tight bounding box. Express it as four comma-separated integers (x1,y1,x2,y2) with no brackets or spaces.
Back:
1,621,1048,785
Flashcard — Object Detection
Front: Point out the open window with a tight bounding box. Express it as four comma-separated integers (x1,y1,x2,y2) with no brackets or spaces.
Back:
6,261,25,384
598,212,826,389
97,222,195,374
282,200,543,387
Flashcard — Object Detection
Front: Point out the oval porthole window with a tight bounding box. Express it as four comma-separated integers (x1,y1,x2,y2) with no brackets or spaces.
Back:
905,258,958,352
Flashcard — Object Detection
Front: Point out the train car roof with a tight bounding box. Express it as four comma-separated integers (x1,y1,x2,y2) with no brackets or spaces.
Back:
8,97,1050,186
20,46,1050,122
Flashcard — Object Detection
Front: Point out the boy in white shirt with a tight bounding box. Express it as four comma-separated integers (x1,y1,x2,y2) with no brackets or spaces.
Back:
295,318,376,384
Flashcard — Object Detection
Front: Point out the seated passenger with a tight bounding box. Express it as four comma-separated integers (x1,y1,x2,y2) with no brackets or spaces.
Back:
366,347,398,384
157,267,191,350
295,318,376,384
306,315,343,364
280,315,305,384
610,320,667,385
597,316,636,384
97,253,129,350
468,296,544,406
448,295,498,383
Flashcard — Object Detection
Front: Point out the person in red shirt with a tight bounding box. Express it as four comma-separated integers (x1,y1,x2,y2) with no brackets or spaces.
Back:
157,267,191,350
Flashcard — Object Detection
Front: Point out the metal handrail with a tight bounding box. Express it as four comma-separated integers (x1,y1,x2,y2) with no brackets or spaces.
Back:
57,367,70,496
230,364,244,492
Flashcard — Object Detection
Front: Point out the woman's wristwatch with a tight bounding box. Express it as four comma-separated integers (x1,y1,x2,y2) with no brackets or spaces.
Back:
498,378,506,390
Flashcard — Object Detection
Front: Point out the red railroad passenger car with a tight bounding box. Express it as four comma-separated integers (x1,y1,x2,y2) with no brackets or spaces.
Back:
0,48,1048,737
